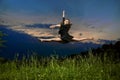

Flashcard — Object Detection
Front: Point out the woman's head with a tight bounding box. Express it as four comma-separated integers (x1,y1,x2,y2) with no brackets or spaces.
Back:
64,19,70,25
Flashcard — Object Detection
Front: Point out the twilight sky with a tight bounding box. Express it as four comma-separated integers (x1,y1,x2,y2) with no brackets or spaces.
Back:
0,0,120,40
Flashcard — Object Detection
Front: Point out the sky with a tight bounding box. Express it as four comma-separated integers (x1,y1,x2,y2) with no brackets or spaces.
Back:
0,0,120,40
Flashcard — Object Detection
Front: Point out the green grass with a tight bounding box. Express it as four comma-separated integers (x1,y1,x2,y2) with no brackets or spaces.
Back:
0,53,120,80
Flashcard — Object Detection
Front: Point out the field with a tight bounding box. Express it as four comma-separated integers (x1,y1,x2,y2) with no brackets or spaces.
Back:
0,52,120,80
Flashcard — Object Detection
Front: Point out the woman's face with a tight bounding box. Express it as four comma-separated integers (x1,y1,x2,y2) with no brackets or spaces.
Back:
64,19,70,24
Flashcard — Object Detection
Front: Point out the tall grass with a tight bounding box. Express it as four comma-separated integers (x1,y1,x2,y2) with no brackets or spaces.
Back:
0,52,120,80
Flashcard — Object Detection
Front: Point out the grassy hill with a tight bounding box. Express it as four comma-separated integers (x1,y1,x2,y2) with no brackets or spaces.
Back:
0,49,120,79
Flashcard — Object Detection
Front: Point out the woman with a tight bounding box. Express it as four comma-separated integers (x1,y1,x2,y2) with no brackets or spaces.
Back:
50,19,73,42
59,19,73,42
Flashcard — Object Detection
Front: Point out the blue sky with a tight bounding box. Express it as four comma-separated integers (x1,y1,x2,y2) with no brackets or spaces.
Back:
0,0,120,40
0,0,119,19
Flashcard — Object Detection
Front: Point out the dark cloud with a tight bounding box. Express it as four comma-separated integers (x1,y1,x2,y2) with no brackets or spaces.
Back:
79,33,83,36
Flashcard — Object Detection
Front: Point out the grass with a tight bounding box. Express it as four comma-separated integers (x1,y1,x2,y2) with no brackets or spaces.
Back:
0,52,120,80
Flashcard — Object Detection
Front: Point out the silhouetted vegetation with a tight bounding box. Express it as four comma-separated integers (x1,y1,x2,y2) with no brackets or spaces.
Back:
0,31,5,47
69,40,120,63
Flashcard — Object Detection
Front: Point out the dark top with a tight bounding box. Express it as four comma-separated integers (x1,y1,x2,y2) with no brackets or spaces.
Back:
58,23,73,42
59,24,72,35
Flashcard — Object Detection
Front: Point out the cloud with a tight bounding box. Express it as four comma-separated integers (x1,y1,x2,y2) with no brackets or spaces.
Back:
0,0,119,40
1,12,119,41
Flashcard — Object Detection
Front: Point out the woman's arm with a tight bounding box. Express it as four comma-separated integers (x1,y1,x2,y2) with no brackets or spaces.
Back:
49,24,61,29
